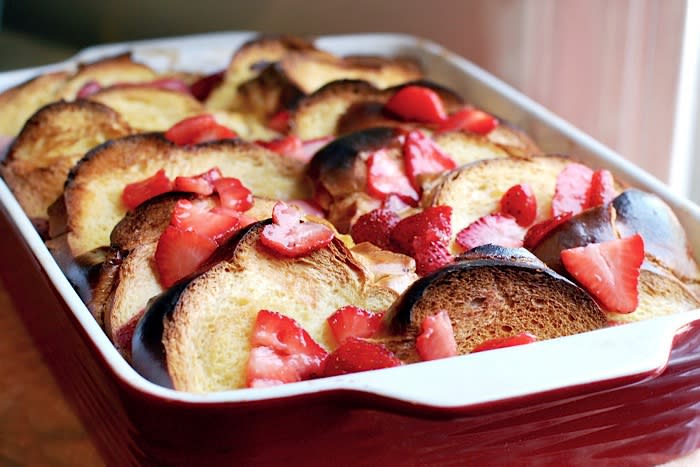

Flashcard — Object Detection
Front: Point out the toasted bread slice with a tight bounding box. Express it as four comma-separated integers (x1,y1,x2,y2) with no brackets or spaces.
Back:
1,100,132,220
87,87,204,132
57,134,309,256
132,222,398,392
206,35,319,111
0,71,69,136
382,245,606,362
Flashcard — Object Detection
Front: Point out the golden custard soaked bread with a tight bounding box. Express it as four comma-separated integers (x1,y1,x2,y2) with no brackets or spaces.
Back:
131,221,398,392
51,134,310,257
0,100,132,221
381,245,606,362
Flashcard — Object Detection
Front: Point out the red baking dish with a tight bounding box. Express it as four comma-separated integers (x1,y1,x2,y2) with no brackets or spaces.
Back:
2,32,700,466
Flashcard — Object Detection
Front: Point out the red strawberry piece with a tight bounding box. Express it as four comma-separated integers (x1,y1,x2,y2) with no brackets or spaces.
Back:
170,199,241,245
267,109,291,133
258,135,302,156
551,163,595,217
384,85,447,124
350,208,400,250
189,70,225,101
327,306,385,345
260,201,334,257
403,129,456,190
522,212,574,250
390,205,452,256
416,310,457,360
173,168,222,195
560,234,644,313
366,149,419,205
77,80,102,98
382,193,412,212
412,229,454,276
455,213,526,251
437,106,499,134
471,332,538,353
322,337,401,377
499,183,537,227
213,177,253,212
139,77,191,94
154,226,218,288
585,169,616,208
246,309,328,387
164,114,236,146
121,169,173,210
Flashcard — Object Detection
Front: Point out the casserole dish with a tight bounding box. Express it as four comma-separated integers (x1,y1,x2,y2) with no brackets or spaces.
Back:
2,31,700,466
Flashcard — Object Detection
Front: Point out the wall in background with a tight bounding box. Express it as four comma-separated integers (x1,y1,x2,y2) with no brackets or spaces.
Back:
3,0,687,183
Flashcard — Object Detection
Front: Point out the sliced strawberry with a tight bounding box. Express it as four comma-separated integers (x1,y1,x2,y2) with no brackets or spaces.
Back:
173,168,222,195
382,193,412,212
366,149,419,205
416,310,458,360
246,309,328,387
258,135,333,164
412,229,454,276
267,109,291,133
287,199,326,218
437,106,499,134
455,213,526,251
213,177,253,212
551,163,595,217
327,306,385,345
390,205,452,256
77,80,102,98
164,114,236,146
522,212,574,250
260,201,334,258
560,234,644,313
121,169,173,210
322,337,401,377
384,85,447,124
170,199,241,245
350,208,400,250
189,70,225,101
403,129,456,190
585,169,616,208
499,183,537,227
154,226,218,288
109,77,191,94
471,332,538,353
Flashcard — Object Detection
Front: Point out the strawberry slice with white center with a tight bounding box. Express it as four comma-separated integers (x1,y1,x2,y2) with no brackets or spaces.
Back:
121,169,173,210
403,129,456,190
551,163,595,217
154,226,218,288
471,332,538,353
173,168,222,195
437,106,499,134
384,85,447,124
260,201,334,258
246,309,328,388
170,199,241,245
560,234,645,313
499,183,537,227
327,306,385,345
213,177,253,212
322,337,402,377
456,213,526,251
585,169,616,208
416,310,457,360
366,148,419,205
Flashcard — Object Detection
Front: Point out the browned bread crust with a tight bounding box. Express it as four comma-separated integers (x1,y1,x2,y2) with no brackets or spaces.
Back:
382,245,606,362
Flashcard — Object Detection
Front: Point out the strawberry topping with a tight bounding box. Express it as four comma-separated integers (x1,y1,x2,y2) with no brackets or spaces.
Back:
246,310,329,388
173,168,222,195
455,213,526,251
390,205,452,257
585,169,616,208
212,177,253,212
384,85,447,124
267,110,291,133
189,70,225,101
560,234,644,313
412,229,454,276
258,135,333,164
416,310,458,360
366,149,419,205
522,212,574,250
170,199,241,245
471,332,538,353
403,129,456,190
327,306,385,345
164,114,236,146
76,80,103,98
350,208,400,250
322,337,401,377
260,201,335,258
437,106,499,134
154,226,218,288
499,183,537,227
121,169,173,210
551,163,594,217
287,199,326,218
